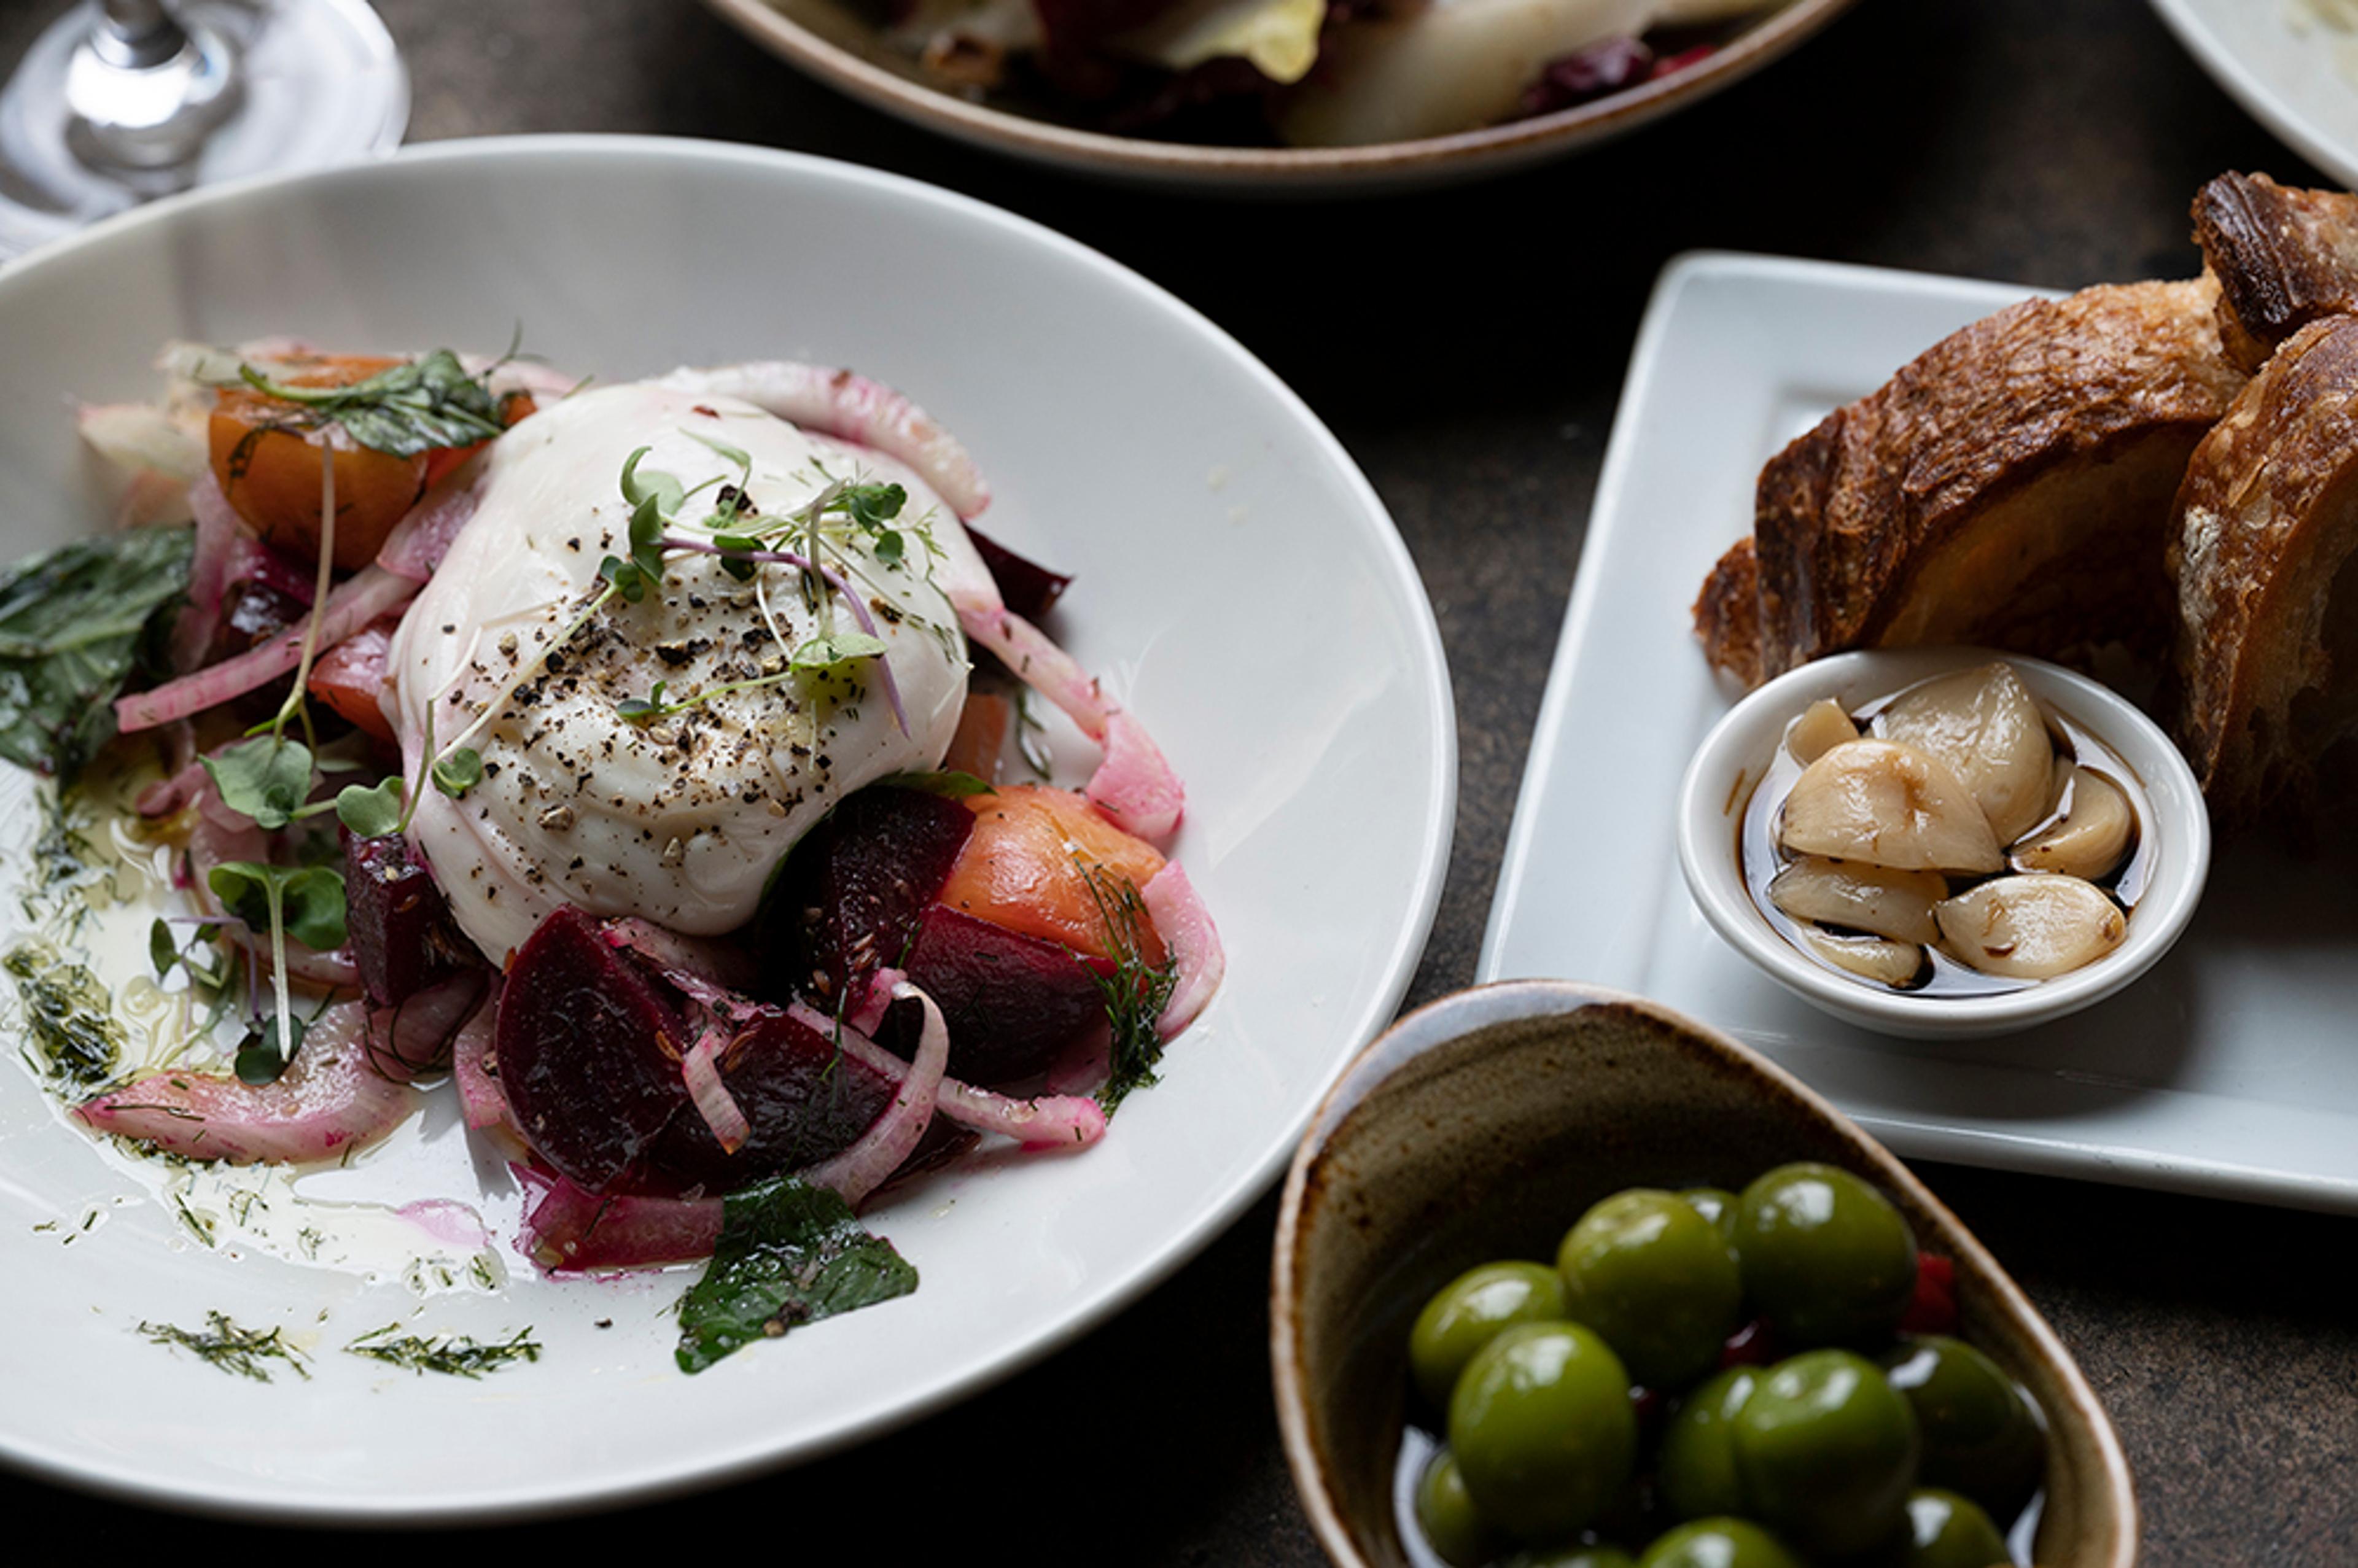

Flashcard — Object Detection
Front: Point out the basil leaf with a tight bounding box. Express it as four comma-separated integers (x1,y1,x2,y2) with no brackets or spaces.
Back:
675,1176,917,1375
150,917,179,980
790,631,889,672
334,777,404,838
240,350,505,460
0,525,194,778
202,735,316,831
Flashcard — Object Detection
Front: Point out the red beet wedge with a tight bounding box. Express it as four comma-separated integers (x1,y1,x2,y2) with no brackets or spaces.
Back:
498,906,698,1193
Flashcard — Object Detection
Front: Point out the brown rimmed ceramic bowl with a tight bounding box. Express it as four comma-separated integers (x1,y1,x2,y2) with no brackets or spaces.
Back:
1270,980,2137,1566
701,0,1863,194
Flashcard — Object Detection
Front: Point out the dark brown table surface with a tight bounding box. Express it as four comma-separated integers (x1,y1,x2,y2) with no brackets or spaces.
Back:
4,0,2352,1559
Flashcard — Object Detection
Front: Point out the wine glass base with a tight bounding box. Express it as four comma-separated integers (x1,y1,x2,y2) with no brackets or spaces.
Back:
0,0,408,260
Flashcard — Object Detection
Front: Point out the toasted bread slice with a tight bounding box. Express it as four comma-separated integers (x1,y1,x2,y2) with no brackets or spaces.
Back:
2193,171,2358,371
1695,278,2246,686
2171,315,2358,821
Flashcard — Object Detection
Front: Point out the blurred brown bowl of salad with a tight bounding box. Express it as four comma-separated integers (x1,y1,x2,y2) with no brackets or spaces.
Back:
701,0,1861,192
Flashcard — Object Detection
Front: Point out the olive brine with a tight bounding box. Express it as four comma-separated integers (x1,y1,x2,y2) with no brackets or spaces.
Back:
1401,1163,2045,1567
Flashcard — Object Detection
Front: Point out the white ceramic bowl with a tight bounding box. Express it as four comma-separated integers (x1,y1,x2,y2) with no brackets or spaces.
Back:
1270,979,2136,1568
702,0,1862,194
1676,647,2210,1039
0,136,1455,1521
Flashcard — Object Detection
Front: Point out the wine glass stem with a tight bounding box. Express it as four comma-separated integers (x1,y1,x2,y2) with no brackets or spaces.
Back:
92,1,188,69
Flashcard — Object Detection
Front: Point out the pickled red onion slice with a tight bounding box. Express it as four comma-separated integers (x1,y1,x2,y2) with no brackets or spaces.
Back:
653,360,991,521
683,1028,752,1155
115,564,416,732
517,1166,722,1272
1142,863,1223,1038
801,982,947,1208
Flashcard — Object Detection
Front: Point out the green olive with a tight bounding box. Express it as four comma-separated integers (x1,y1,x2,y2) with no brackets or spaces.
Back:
1500,1547,1639,1568
1680,1188,1740,1247
1449,1321,1638,1542
1557,1190,1743,1389
1416,1448,1507,1568
1902,1487,2012,1568
1413,1261,1574,1411
1734,1163,1919,1347
1730,1349,1921,1558
1656,1367,1761,1521
1881,1335,2045,1521
1633,1518,1807,1568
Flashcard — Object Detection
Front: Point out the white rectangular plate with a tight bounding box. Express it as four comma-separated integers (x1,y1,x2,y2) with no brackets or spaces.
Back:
1479,251,2358,1215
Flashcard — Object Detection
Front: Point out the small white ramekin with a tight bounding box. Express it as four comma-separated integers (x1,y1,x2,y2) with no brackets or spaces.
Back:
1676,647,2211,1039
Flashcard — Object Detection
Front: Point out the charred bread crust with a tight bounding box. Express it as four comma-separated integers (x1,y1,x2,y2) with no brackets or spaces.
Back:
2170,315,2358,821
1708,278,2244,685
2193,171,2358,372
1694,538,1762,687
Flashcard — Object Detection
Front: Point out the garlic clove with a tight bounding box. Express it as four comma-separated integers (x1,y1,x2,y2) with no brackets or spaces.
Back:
2011,764,2133,880
1880,662,2055,845
1780,739,2006,874
1800,928,1926,987
1934,875,2127,979
1768,855,1948,945
1784,699,1859,767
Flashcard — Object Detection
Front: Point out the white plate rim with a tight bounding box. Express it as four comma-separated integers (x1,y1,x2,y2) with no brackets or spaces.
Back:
1479,246,2358,1217
0,134,1459,1521
2146,0,2358,193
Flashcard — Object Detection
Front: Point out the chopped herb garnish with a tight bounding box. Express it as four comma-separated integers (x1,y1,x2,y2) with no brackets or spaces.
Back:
4,939,125,1086
1013,688,1055,781
344,1324,542,1378
140,1311,311,1382
675,1175,918,1374
1077,861,1179,1117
